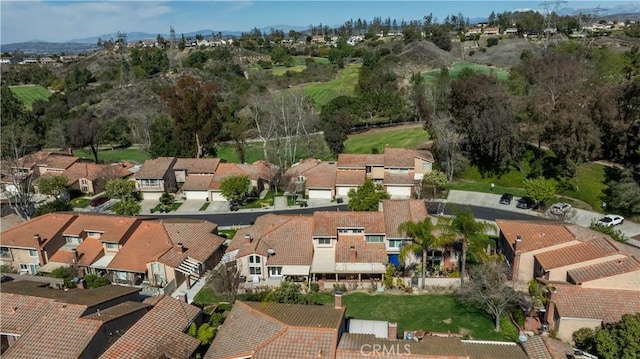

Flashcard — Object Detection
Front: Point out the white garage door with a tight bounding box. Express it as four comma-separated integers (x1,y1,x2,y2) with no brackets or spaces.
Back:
308,189,332,199
386,186,411,199
336,186,356,197
184,190,209,200
142,192,163,200
210,191,227,201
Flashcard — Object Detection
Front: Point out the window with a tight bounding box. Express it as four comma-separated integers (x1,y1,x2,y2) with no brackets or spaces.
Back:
105,243,118,250
389,240,403,248
366,235,384,243
86,231,102,238
141,179,159,187
20,263,39,275
297,176,305,183
338,229,348,234
28,249,38,257
65,236,81,244
0,247,10,258
269,266,282,277
115,271,128,280
249,267,262,275
421,162,432,171
249,255,261,264
151,262,162,272
248,255,262,275
318,238,331,245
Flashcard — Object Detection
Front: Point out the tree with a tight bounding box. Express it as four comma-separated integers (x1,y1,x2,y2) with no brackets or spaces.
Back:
430,115,465,182
458,261,522,332
263,281,320,304
220,175,250,201
161,76,225,158
573,313,640,359
420,170,448,198
149,116,179,158
35,199,73,216
450,208,494,286
347,179,390,211
222,113,254,164
399,217,453,289
105,179,137,200
67,113,103,163
110,200,141,216
522,177,556,208
207,261,241,303
37,175,68,198
486,37,499,47
84,274,111,288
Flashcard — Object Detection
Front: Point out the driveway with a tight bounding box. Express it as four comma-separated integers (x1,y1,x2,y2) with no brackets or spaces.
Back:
175,200,205,213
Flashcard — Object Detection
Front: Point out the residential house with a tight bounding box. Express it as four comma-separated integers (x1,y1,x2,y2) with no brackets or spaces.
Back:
503,28,519,36
483,27,500,35
521,335,583,359
497,220,640,288
173,157,222,183
133,157,177,200
285,158,338,200
208,161,277,201
17,150,80,177
545,284,640,342
224,199,434,287
1,280,146,358
39,57,55,64
63,162,133,195
100,295,202,359
0,213,77,274
205,298,346,359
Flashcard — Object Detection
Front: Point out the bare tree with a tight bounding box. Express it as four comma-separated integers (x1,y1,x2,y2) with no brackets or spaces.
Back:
208,262,241,303
458,261,523,332
431,114,465,182
1,123,39,221
129,116,154,153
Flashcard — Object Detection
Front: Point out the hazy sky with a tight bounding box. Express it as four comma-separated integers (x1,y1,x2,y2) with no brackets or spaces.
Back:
2,1,638,44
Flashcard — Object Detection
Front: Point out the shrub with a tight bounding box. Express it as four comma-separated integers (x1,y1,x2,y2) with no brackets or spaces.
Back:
333,283,348,292
487,37,499,47
589,220,627,242
310,282,320,292
84,274,111,288
468,50,475,56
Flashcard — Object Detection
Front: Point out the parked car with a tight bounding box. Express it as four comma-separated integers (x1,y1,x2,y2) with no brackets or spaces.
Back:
90,196,110,207
596,214,624,228
516,196,537,209
550,202,572,215
499,193,514,205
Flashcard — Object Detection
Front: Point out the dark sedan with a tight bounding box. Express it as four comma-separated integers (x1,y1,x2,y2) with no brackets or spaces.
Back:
499,193,514,205
516,196,537,209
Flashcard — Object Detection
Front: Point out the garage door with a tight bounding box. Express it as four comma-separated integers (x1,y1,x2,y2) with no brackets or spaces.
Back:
141,192,163,200
336,186,355,197
386,186,411,199
210,191,227,201
308,189,332,199
184,190,209,200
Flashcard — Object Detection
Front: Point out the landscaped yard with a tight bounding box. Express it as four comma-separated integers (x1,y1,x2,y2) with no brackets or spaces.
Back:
10,85,52,110
74,147,150,164
422,62,509,84
344,124,429,154
303,64,360,108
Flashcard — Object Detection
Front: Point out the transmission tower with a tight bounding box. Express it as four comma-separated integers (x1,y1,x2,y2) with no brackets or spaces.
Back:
539,0,567,49
169,26,177,68
575,6,608,50
117,31,128,88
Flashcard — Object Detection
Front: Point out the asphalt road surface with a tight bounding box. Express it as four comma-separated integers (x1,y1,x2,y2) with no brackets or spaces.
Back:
153,203,539,227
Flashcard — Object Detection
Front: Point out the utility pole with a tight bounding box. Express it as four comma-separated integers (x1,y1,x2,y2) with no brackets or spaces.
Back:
539,0,567,49
117,31,128,88
169,26,177,69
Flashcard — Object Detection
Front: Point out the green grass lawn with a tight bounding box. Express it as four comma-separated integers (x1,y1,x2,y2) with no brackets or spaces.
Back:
422,62,509,84
70,197,91,208
214,142,265,164
74,147,150,164
303,64,360,108
193,287,227,306
344,125,429,154
9,85,52,110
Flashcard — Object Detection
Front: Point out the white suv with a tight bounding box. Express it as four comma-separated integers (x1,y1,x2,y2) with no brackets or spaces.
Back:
550,203,572,215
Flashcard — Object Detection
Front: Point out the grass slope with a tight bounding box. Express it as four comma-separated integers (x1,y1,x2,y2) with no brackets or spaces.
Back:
303,64,360,108
422,62,509,84
10,85,51,110
74,147,150,164
344,125,429,154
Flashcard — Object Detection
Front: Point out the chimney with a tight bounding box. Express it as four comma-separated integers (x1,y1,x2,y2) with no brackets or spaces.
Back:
67,147,73,156
176,243,185,254
514,235,522,252
349,246,357,263
388,322,398,340
511,235,522,281
177,292,188,303
245,233,252,243
334,291,343,309
34,234,43,246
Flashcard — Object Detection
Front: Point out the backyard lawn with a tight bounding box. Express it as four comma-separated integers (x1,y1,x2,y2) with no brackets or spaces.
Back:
74,147,150,164
10,85,52,110
344,124,429,154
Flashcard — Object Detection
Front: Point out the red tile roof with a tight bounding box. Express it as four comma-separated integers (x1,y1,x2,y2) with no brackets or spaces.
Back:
336,169,366,185
18,151,80,170
384,148,434,168
551,285,640,323
48,237,104,267
384,171,415,185
0,292,52,335
62,214,139,244
205,301,345,359
173,158,222,173
534,237,619,269
100,296,201,359
337,334,467,358
303,161,337,189
496,220,577,252
208,162,267,190
567,256,640,284
313,211,386,237
159,220,225,267
522,335,574,359
134,157,176,179
337,154,384,168
0,212,76,249
63,162,131,185
381,199,428,238
335,235,387,264
181,174,214,191
107,221,173,272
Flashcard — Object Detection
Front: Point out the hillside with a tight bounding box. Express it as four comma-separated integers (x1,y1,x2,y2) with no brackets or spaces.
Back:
466,37,543,69
393,41,458,77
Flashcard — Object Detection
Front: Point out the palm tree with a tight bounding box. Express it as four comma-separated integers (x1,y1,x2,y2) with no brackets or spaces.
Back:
450,208,494,286
399,217,454,289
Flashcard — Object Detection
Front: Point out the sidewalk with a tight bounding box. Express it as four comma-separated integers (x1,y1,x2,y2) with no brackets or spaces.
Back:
172,274,207,304
446,190,640,245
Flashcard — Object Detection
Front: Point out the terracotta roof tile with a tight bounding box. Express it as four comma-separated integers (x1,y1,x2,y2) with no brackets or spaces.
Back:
18,151,80,170
134,157,176,179
0,281,141,307
0,292,52,335
62,214,139,244
228,214,291,252
303,161,337,189
337,334,467,358
381,199,428,238
286,158,325,176
335,236,387,264
463,340,529,359
534,237,619,269
496,220,577,252
384,171,415,185
48,237,104,267
522,335,575,359
174,158,222,173
107,221,173,272
336,169,366,185
244,301,345,328
337,154,384,168
313,211,386,237
159,220,225,267
83,301,150,322
208,162,267,190
63,162,131,185
181,174,214,191
255,327,338,359
100,296,201,359
551,285,640,323
567,256,640,284
0,212,76,249
384,148,434,168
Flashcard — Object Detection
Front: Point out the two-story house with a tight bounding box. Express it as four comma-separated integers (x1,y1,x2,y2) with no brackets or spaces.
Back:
134,157,177,200
62,162,133,195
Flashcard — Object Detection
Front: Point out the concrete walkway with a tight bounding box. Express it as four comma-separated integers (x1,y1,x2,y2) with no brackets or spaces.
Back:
172,274,208,304
446,190,640,246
